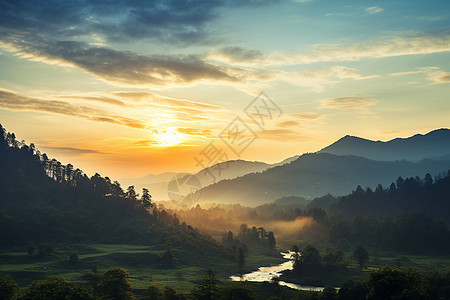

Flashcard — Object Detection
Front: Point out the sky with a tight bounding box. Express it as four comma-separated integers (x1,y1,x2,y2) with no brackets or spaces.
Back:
0,0,449,179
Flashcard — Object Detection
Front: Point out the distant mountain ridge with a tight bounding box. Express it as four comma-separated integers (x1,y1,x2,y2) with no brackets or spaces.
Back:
121,156,299,201
181,153,450,206
319,128,450,161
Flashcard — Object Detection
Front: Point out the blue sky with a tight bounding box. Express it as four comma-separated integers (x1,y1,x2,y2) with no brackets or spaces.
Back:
0,0,449,178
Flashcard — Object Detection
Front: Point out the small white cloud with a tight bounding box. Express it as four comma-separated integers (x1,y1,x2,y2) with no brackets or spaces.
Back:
366,7,383,14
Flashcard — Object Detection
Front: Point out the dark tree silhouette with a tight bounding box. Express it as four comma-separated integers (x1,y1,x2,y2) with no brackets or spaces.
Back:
191,269,218,300
141,188,153,208
353,245,369,270
237,246,246,269
96,268,135,300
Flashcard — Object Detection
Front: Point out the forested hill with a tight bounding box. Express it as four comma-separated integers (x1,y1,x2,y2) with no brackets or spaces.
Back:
328,171,450,222
0,124,227,258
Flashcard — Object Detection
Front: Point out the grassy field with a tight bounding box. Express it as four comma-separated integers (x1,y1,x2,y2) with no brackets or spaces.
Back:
0,243,284,293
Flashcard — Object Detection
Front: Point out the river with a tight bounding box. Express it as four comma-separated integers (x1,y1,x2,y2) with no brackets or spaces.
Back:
229,251,326,292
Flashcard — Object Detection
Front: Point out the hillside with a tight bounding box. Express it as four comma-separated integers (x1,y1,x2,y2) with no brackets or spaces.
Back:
319,128,450,161
0,124,228,259
182,153,450,206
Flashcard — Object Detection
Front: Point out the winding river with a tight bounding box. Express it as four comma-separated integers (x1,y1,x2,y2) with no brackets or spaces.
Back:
229,251,326,292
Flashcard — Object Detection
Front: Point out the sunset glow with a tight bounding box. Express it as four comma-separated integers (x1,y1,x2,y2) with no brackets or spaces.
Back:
0,0,449,180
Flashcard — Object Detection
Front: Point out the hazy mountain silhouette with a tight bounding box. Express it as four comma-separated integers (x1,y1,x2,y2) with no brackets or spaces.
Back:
319,128,450,161
182,153,450,206
121,157,299,201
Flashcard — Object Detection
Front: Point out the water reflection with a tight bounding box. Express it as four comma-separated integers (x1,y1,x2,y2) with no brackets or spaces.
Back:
229,251,325,292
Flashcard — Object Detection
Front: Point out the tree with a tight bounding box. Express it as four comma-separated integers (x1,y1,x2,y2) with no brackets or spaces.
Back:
353,245,369,270
366,267,431,300
15,276,91,300
299,245,321,266
219,284,255,300
111,181,124,197
191,269,218,300
320,286,337,300
337,280,368,300
69,251,79,264
162,286,181,300
126,186,138,201
267,231,276,249
291,245,300,264
159,241,175,267
0,274,18,300
96,268,135,300
237,246,246,270
142,188,153,208
143,286,162,300
323,253,338,267
27,242,35,256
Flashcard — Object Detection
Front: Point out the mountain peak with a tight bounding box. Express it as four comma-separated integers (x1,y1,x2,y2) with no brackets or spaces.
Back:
319,128,450,162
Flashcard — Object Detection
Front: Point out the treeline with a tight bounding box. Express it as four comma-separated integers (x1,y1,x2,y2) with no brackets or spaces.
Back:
222,224,276,249
328,213,450,254
329,171,450,222
281,244,450,299
2,266,450,300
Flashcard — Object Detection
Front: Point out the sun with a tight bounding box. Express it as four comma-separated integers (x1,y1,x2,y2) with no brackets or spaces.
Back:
154,127,184,147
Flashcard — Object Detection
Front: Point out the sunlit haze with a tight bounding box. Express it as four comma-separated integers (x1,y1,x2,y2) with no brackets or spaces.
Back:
1,0,449,178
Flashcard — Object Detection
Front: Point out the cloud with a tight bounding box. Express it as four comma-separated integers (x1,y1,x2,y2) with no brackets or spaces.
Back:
427,70,450,83
0,0,278,47
275,112,324,130
289,113,322,120
0,39,262,87
0,0,277,88
264,34,450,66
366,7,383,14
176,128,214,137
60,95,126,106
255,129,311,142
277,120,300,127
277,66,378,91
0,89,147,129
40,146,105,155
321,96,377,110
207,46,265,64
0,89,235,138
389,67,450,84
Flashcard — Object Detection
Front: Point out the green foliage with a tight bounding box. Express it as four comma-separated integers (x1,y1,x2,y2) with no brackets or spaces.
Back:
297,245,321,269
366,267,431,300
158,241,176,267
191,269,218,300
26,243,35,256
319,286,337,300
352,246,369,270
69,251,79,264
14,276,92,300
161,286,184,300
96,268,135,300
0,274,18,300
337,280,368,300
144,285,162,300
322,251,344,267
237,247,245,269
218,283,256,300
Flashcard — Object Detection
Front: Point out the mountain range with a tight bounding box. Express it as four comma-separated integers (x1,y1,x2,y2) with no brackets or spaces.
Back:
180,129,450,206
120,156,299,201
319,128,450,161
